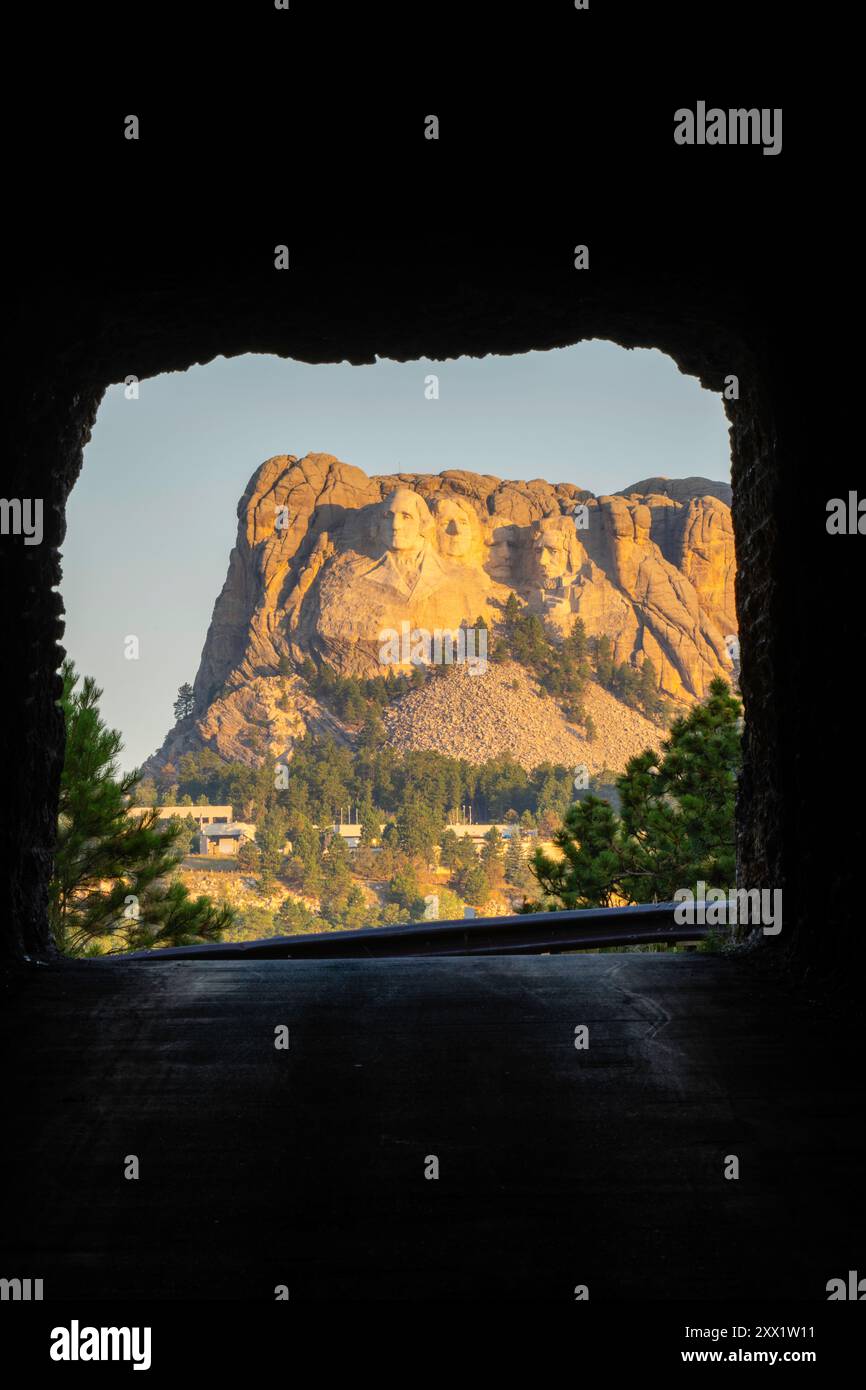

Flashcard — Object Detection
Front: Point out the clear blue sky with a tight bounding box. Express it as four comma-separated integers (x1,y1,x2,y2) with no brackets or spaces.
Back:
62,343,731,772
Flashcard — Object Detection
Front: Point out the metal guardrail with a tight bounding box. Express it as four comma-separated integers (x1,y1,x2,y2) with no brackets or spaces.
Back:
124,901,705,961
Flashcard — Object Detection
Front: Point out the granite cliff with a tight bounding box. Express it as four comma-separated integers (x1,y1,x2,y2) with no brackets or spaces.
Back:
145,454,736,776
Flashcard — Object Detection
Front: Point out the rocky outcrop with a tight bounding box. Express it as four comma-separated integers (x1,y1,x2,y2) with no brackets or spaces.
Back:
576,495,734,700
615,474,733,507
151,673,350,774
384,661,665,773
145,455,736,775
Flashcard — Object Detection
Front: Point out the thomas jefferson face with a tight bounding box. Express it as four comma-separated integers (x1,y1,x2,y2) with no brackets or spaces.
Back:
435,499,476,559
381,489,425,552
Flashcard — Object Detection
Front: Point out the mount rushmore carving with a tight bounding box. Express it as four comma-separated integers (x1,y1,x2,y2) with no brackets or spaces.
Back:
145,453,737,772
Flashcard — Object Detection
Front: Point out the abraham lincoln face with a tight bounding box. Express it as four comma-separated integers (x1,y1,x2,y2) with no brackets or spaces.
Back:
531,520,572,584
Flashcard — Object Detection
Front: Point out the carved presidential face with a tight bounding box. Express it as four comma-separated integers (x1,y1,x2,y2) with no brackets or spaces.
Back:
380,488,428,553
433,498,480,560
532,521,571,582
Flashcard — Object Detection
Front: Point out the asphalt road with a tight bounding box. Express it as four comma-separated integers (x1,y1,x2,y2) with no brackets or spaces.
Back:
1,953,862,1300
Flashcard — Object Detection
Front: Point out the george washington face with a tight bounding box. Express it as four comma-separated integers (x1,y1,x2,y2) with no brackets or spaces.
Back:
380,488,427,552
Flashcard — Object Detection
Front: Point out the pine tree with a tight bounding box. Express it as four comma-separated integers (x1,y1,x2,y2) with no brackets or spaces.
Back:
505,831,532,889
343,686,367,724
527,796,624,909
396,796,439,863
617,676,741,896
439,826,460,868
293,820,323,894
276,895,320,934
637,658,664,719
436,886,464,921
504,592,521,629
321,884,370,931
322,831,352,898
388,862,425,916
459,861,490,908
505,832,521,883
453,834,478,871
593,634,614,687
359,800,381,846
564,617,589,666
173,682,195,722
50,661,233,956
257,805,289,889
358,707,385,753
525,678,742,910
483,822,505,867
166,813,200,855
237,840,261,874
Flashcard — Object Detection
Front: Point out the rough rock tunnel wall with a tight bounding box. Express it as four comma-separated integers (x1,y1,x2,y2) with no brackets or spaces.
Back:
3,233,853,986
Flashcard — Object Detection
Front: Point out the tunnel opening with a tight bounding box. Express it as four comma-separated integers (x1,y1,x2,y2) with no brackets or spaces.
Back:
57,342,738,959
1,237,845,988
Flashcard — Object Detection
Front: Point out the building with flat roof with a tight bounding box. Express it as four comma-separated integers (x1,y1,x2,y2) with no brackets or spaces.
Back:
198,822,255,857
129,805,232,830
447,822,520,843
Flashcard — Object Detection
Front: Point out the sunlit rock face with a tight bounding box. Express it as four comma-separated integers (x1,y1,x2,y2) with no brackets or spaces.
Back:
290,485,510,674
432,497,482,562
581,495,733,700
146,453,736,772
